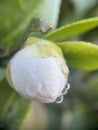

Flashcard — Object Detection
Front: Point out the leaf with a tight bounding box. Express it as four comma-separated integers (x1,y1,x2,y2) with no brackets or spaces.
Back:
57,41,98,70
0,0,61,60
82,73,98,101
2,94,31,130
44,17,98,42
2,101,48,130
0,0,43,45
37,0,62,28
0,79,15,120
73,0,97,15
0,68,5,82
0,0,47,57
0,78,31,130
0,79,47,130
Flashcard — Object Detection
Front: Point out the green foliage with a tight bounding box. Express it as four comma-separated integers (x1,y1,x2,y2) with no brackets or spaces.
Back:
0,0,61,55
44,17,98,42
0,68,5,81
0,79,15,120
0,0,42,46
57,41,98,70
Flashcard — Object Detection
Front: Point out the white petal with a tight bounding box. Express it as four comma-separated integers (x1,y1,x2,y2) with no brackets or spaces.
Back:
10,54,68,103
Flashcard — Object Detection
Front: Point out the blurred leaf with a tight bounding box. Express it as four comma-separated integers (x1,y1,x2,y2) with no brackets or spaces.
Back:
0,79,31,130
2,94,31,130
0,0,43,45
37,0,62,28
69,110,98,130
0,79,47,130
73,0,97,15
83,73,98,101
0,68,5,81
58,0,75,27
57,41,98,70
0,79,15,120
44,17,98,42
47,108,62,130
69,111,88,130
0,0,61,58
0,0,54,58
86,3,98,18
2,96,47,130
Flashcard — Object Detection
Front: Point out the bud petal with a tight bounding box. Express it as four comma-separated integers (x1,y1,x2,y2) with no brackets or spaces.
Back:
7,39,69,103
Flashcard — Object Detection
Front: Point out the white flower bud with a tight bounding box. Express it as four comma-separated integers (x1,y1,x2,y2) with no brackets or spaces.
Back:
7,39,70,103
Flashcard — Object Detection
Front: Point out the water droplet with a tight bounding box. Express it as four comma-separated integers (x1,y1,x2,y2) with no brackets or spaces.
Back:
62,83,70,95
55,96,63,103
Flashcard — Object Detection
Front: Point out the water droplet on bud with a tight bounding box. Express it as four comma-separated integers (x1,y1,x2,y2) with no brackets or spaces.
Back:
62,83,70,95
56,96,63,103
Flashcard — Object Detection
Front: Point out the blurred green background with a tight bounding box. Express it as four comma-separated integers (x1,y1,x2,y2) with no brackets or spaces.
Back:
0,0,98,130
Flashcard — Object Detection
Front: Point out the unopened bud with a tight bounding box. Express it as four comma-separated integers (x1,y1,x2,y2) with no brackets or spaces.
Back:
6,38,70,103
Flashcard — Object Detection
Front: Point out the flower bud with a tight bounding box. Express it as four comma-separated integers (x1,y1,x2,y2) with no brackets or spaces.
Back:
6,38,70,103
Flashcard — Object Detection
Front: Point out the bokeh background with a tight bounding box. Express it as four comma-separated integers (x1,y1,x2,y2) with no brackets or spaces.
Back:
0,0,98,130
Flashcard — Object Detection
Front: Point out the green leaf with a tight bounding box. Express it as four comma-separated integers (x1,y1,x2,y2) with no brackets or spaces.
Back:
0,0,61,59
0,0,48,56
0,0,43,45
57,41,98,70
2,94,31,130
3,101,48,130
44,17,98,42
82,73,98,101
0,79,31,130
73,0,97,15
0,78,47,130
0,79,15,120
0,68,6,82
